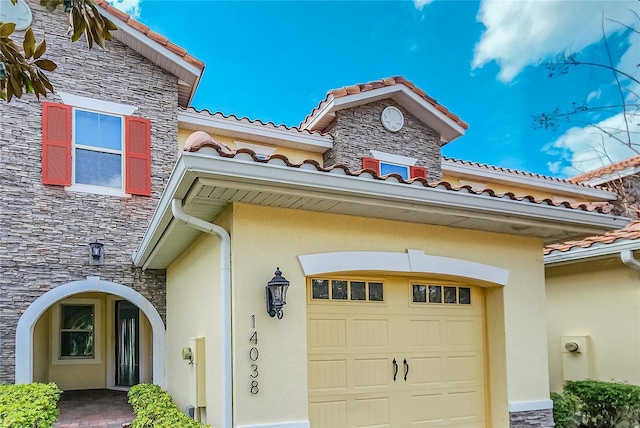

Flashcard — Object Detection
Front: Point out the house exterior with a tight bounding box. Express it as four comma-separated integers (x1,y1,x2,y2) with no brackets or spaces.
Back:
545,156,640,393
133,79,628,428
0,0,203,391
1,3,635,428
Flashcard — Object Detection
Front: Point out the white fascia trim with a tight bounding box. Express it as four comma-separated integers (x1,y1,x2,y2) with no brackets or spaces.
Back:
178,110,333,152
330,85,466,137
301,97,336,130
370,150,417,166
97,8,201,81
133,152,628,268
298,249,509,286
237,422,309,428
545,239,640,266
585,166,639,186
57,92,137,115
509,399,553,412
441,159,617,202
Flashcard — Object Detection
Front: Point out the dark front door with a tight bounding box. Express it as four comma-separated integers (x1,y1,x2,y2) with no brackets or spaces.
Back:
115,300,139,387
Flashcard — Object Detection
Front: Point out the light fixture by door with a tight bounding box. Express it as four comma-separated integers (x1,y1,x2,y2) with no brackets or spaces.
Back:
89,241,104,266
265,268,290,319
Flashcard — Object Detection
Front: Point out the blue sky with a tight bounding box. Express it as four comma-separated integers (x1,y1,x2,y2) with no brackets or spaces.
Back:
110,0,639,178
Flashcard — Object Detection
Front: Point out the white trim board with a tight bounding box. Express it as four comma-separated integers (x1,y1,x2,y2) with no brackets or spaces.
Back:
237,421,310,428
509,399,553,412
298,249,509,286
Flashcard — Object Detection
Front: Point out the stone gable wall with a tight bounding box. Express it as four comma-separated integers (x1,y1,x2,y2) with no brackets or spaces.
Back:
0,1,176,382
322,99,443,181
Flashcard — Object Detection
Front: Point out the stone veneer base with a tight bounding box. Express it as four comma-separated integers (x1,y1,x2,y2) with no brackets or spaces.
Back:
510,409,555,427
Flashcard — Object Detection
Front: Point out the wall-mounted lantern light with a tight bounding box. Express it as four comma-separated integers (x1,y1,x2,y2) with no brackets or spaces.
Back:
266,268,290,319
89,241,104,266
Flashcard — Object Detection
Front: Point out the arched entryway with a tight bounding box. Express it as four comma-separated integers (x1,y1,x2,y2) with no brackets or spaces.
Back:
15,276,165,387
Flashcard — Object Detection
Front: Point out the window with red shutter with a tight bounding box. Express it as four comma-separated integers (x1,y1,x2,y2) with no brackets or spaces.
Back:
362,157,380,173
410,165,427,179
41,100,151,197
42,102,72,186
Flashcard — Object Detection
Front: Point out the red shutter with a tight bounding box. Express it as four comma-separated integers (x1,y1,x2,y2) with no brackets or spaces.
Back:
125,116,151,196
410,165,427,179
42,102,72,186
362,157,380,173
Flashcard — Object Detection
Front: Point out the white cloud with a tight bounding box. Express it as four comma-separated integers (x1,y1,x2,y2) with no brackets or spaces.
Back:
544,111,640,176
108,0,141,19
413,0,434,11
472,0,638,82
546,160,561,174
586,89,602,103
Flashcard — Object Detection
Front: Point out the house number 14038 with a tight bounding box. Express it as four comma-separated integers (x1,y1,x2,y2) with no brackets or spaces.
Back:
250,315,259,394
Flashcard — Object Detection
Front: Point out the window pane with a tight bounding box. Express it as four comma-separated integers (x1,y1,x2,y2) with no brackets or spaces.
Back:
369,282,383,301
350,281,366,300
444,286,457,304
332,280,347,300
428,286,442,303
459,287,471,304
413,284,426,303
312,279,329,299
75,149,122,188
75,110,122,150
61,332,94,357
379,162,408,179
61,305,94,330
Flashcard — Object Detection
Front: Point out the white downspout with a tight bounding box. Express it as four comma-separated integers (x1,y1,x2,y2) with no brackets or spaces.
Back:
171,199,232,428
621,249,640,271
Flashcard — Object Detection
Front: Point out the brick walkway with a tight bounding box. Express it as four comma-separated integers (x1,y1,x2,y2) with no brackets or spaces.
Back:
54,389,135,428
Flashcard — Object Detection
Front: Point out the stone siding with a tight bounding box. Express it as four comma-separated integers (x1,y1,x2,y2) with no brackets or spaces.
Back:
0,1,177,382
601,175,640,218
510,409,555,427
322,99,443,181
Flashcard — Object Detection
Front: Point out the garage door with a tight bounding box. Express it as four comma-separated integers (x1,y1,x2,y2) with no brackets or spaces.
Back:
307,276,486,428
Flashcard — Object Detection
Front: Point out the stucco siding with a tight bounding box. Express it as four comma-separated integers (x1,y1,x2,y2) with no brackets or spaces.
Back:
546,258,640,392
221,202,548,427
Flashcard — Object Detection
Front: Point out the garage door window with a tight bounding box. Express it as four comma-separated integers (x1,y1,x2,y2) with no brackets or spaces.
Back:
311,278,384,302
412,284,471,305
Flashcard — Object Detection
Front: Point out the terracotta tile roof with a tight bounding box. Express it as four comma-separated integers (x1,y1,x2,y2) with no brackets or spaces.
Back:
300,76,469,130
443,157,594,187
181,107,328,137
545,219,640,254
569,155,640,183
183,132,612,214
94,0,204,70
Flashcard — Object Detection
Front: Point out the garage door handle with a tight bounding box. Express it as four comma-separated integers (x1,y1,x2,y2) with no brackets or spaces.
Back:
403,358,409,381
392,358,398,382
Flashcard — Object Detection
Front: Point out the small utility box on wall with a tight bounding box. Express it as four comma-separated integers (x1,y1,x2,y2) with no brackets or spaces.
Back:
561,335,590,381
188,337,206,409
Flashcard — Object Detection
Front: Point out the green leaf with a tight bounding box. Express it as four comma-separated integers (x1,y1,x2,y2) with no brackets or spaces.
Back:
23,27,35,58
34,59,57,72
0,22,16,38
33,39,46,60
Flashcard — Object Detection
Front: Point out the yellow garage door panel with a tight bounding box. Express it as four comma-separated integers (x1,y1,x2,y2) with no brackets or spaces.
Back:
308,278,486,428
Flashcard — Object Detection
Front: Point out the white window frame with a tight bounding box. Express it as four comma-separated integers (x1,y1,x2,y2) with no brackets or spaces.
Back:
58,92,137,197
51,297,102,366
370,149,417,180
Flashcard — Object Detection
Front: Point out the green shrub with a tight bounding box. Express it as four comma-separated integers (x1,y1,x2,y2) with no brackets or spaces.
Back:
551,391,581,428
564,380,640,428
0,382,61,428
128,383,212,428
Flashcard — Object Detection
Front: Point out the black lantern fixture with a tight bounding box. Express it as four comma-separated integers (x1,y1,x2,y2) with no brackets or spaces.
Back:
89,241,104,266
266,268,290,319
